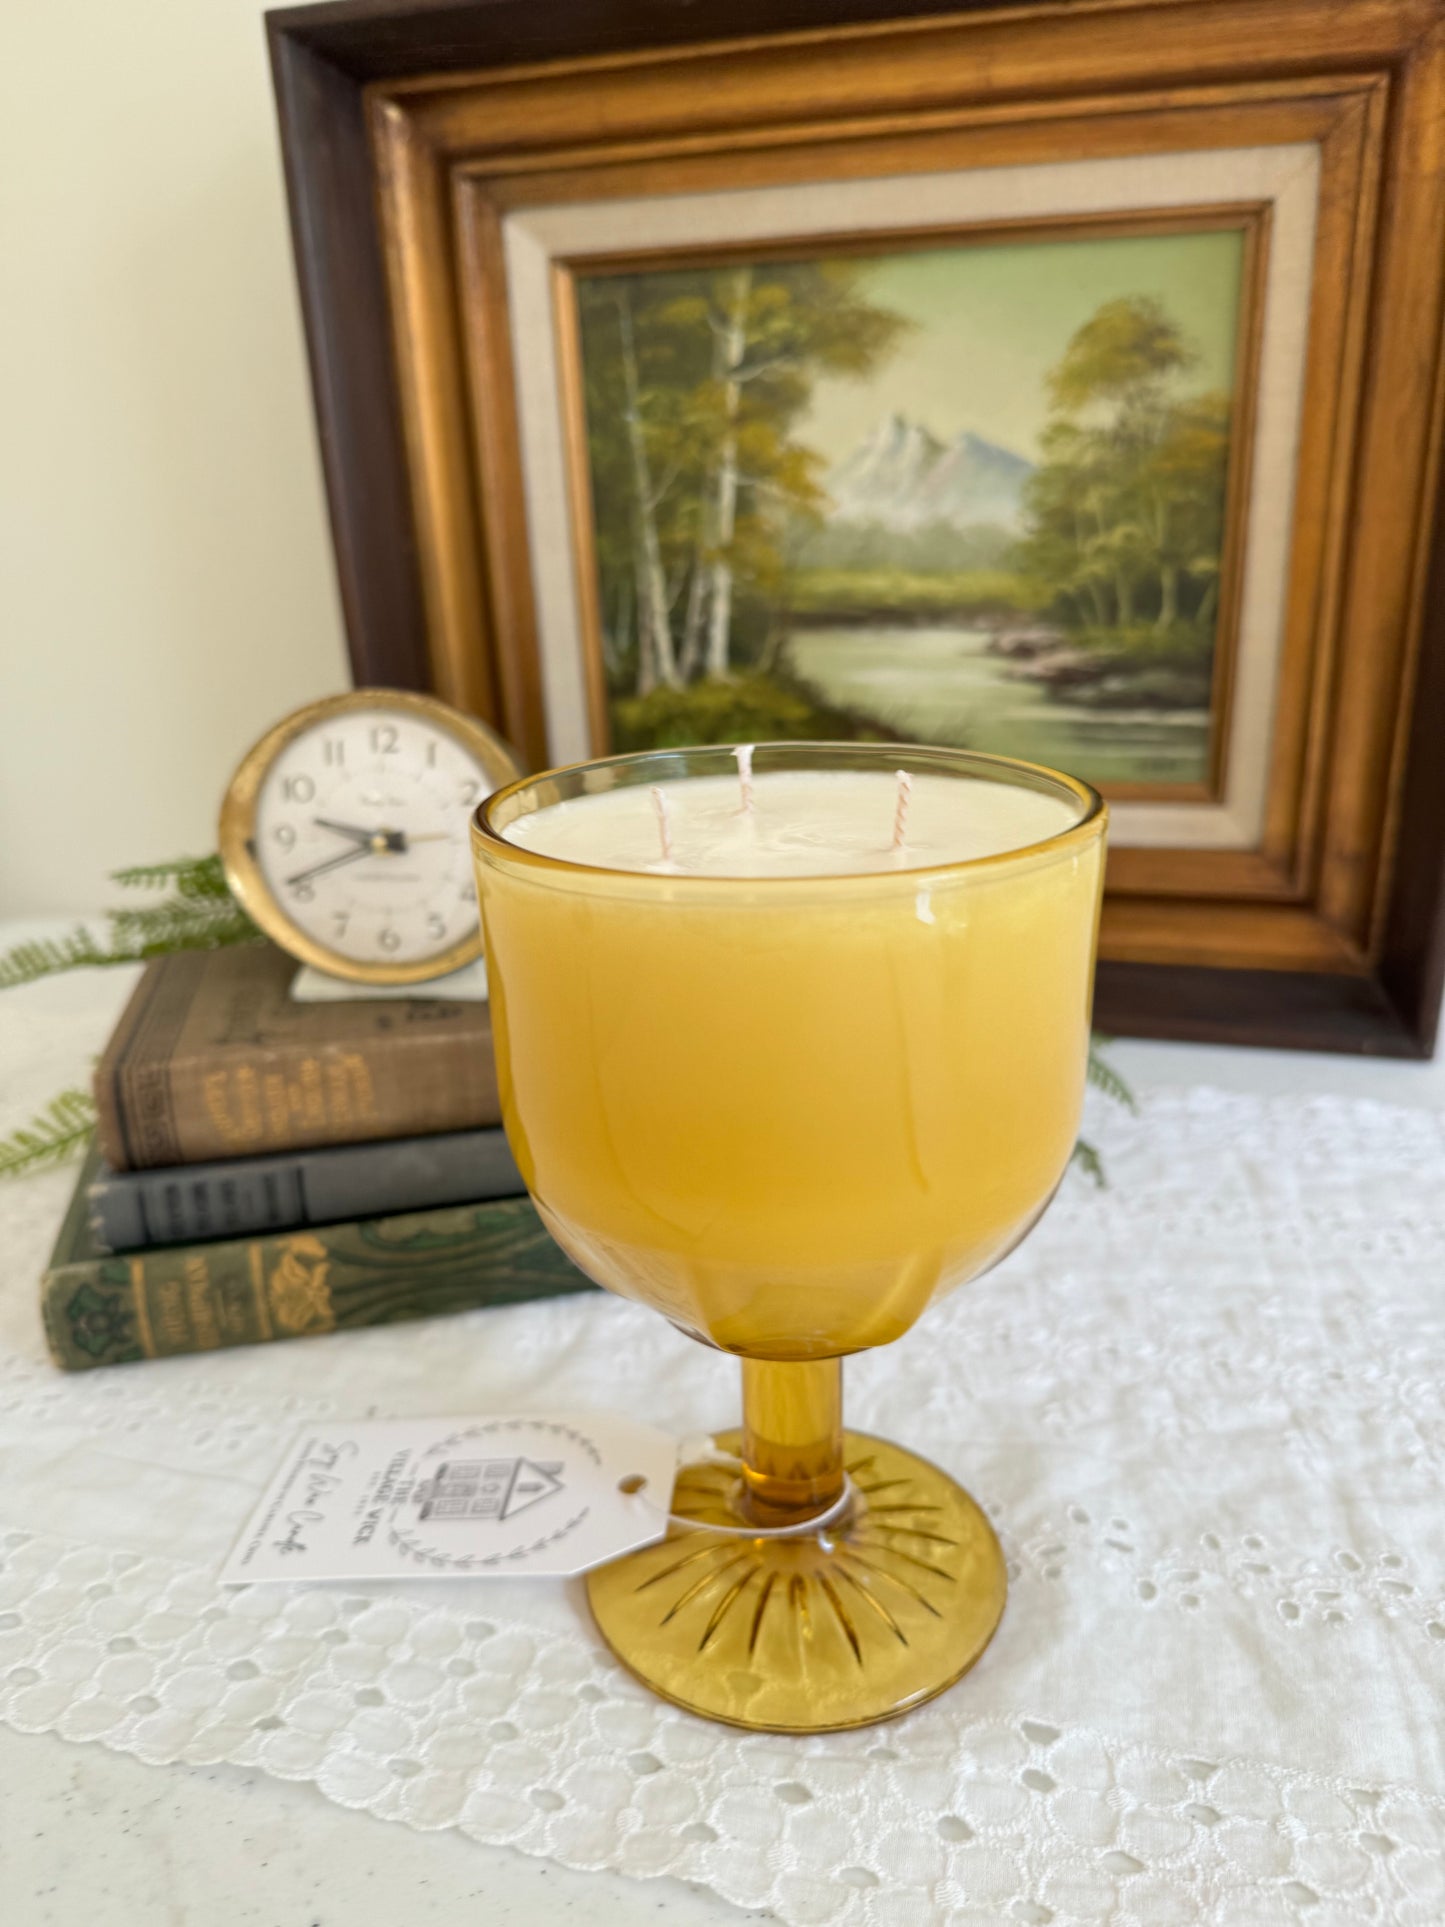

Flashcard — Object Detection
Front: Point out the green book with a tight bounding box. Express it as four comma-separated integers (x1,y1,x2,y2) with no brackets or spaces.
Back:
41,1143,594,1371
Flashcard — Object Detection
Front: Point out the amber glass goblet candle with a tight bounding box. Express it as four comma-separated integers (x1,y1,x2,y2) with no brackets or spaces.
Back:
472,744,1106,1732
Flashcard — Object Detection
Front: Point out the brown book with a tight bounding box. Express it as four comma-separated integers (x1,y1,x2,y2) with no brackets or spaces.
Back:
94,942,501,1170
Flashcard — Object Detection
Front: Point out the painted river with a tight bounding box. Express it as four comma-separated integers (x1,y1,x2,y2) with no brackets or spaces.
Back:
785,624,1209,787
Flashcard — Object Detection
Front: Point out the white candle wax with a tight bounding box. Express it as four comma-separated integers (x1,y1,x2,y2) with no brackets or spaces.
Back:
502,769,1079,877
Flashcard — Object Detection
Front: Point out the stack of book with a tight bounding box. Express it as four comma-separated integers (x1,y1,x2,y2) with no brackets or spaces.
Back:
43,942,591,1370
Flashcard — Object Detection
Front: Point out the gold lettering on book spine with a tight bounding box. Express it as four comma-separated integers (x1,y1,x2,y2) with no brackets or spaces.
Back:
202,1056,379,1149
262,1072,290,1137
203,1066,266,1147
325,1053,377,1126
298,1057,326,1127
260,1063,330,1136
184,1256,221,1350
266,1235,335,1334
248,1246,275,1342
129,1258,156,1357
154,1277,190,1350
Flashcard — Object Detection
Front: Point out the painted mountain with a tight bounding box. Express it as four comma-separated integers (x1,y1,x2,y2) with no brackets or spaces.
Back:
825,413,1034,532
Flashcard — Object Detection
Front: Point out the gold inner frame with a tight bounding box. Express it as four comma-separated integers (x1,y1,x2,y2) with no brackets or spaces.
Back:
218,687,522,986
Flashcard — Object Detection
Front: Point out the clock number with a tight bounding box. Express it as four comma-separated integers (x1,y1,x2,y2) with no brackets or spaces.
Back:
370,723,399,754
379,928,401,952
459,779,480,805
274,824,296,849
282,774,315,803
425,739,438,768
459,880,476,904
333,911,349,937
426,913,446,941
322,738,345,766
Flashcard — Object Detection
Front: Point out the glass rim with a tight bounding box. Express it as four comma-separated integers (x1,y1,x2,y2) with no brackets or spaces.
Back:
471,741,1106,887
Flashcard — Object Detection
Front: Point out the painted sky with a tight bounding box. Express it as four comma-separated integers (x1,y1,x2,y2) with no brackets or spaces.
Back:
800,227,1245,466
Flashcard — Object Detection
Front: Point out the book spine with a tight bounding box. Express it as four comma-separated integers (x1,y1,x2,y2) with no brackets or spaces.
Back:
41,1197,592,1372
92,954,197,1169
104,1025,501,1171
86,1130,524,1252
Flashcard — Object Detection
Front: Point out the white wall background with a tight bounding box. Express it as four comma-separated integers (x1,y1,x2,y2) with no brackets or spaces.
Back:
1,1,349,915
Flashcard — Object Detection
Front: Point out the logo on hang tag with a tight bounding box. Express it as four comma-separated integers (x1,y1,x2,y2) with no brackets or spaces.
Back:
389,1419,600,1570
219,1413,678,1585
416,1456,566,1522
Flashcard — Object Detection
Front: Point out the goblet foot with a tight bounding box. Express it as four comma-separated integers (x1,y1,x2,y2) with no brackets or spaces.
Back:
585,1429,1006,1733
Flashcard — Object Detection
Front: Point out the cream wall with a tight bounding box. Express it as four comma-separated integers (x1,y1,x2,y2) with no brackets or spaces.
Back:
1,0,350,915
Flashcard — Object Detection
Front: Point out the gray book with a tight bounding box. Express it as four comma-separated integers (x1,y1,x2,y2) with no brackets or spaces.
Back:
86,1129,524,1253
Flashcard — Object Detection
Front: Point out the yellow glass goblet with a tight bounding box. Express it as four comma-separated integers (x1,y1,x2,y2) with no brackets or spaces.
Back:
472,744,1106,1733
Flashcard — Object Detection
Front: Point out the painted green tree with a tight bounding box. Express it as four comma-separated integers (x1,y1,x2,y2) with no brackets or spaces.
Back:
1016,296,1231,705
577,261,908,744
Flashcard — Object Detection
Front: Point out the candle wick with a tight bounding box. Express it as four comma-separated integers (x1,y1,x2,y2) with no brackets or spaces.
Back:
892,769,913,852
735,743,755,815
650,785,675,864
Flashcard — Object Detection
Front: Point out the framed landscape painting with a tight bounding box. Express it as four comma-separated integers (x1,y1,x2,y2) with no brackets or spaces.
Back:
566,217,1256,802
268,0,1445,1054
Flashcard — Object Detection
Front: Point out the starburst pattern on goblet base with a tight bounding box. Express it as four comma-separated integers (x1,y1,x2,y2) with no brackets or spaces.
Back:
585,1430,1007,1733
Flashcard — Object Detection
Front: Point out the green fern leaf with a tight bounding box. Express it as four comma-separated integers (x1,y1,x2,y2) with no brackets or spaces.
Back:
0,1090,97,1178
110,899,252,946
0,855,260,989
1087,1040,1138,1114
1071,1138,1106,1189
1068,1035,1136,1189
113,853,234,903
112,855,214,890
0,929,109,990
111,861,189,890
174,855,234,901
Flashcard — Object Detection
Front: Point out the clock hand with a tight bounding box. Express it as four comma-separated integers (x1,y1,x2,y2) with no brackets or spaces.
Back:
362,829,450,852
313,817,377,846
301,823,448,870
285,844,376,888
313,818,414,855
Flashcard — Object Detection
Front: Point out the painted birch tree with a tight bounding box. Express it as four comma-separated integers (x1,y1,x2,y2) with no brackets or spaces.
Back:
577,259,908,720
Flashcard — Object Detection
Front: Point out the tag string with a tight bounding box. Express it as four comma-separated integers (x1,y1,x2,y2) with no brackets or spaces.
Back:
625,1438,858,1541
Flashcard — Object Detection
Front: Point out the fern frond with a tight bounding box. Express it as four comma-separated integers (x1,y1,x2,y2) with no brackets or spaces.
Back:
1071,1138,1106,1189
174,855,235,901
111,851,229,894
0,929,110,990
0,1090,96,1178
109,899,256,951
112,861,177,888
0,918,256,989
1068,1036,1135,1190
0,857,260,989
1087,1039,1137,1114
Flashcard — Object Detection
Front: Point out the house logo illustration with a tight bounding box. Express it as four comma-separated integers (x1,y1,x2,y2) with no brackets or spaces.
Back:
416,1457,565,1524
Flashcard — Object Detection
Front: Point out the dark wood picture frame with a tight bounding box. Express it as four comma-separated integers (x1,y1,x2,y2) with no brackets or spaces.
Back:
266,0,1445,1056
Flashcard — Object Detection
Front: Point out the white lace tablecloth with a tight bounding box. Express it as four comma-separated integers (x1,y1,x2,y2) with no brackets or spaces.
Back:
2,966,1444,1926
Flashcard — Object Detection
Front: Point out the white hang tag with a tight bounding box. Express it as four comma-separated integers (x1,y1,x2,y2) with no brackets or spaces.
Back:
220,1413,677,1585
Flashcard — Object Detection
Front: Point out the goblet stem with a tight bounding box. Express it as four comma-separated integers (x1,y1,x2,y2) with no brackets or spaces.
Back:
739,1356,845,1527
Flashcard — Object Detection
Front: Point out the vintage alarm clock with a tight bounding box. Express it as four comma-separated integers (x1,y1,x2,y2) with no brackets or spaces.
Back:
219,688,521,985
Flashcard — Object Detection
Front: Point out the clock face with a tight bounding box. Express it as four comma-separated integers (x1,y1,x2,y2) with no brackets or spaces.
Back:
224,693,521,981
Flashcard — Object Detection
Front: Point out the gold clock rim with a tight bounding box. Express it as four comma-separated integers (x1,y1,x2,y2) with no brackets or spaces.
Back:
218,687,523,986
